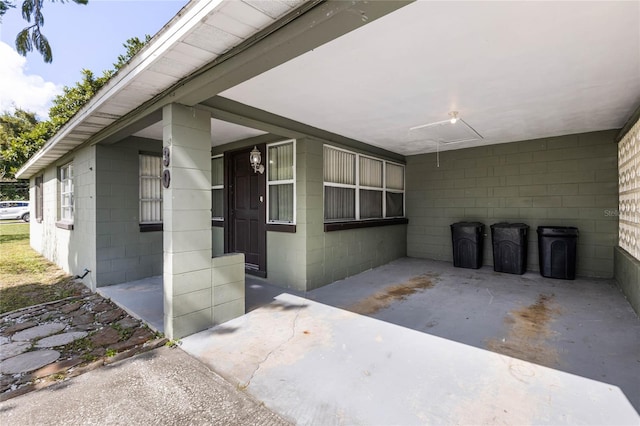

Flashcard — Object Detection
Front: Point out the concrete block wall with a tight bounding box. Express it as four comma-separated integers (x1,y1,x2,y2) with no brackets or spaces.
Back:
212,227,224,257
615,114,640,315
265,138,308,291
162,103,214,340
30,145,97,290
216,136,407,292
303,137,408,290
212,253,245,324
614,247,640,315
406,130,619,278
94,137,163,286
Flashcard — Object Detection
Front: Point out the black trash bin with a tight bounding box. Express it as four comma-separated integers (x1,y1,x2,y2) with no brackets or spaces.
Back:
450,222,484,269
537,226,579,280
491,223,529,275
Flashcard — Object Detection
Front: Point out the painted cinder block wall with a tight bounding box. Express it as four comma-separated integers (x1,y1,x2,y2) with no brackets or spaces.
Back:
29,145,98,290
94,137,163,286
267,137,407,291
406,130,619,278
264,138,308,290
215,136,408,292
301,137,407,290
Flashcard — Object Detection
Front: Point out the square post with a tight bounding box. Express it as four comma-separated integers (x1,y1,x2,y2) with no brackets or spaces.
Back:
162,103,212,340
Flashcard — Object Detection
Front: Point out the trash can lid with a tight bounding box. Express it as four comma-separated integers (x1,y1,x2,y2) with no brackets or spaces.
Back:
451,222,484,227
491,222,529,229
537,226,579,236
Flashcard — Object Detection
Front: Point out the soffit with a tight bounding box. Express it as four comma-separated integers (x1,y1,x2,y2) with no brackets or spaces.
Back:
16,0,305,178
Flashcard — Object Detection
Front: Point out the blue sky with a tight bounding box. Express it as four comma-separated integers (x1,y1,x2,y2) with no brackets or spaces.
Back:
0,0,187,117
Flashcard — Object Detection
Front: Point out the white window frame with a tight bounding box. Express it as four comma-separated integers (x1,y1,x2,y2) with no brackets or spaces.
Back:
323,144,405,222
267,139,296,225
211,154,224,221
323,145,357,221
139,154,162,224
359,154,385,219
59,162,74,223
383,161,406,218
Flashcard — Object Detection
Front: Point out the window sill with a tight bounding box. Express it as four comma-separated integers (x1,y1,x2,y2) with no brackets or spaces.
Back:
266,223,296,233
140,223,163,232
212,220,224,228
324,217,408,232
55,221,74,230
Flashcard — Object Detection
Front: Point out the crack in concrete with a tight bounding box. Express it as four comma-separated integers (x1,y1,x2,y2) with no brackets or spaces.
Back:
243,306,303,389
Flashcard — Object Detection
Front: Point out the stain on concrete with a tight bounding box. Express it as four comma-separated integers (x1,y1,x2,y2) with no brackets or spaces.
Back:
486,294,560,367
347,275,435,315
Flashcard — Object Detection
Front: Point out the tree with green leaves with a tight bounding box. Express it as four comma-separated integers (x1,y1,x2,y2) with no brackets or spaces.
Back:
0,36,149,200
0,108,40,180
0,0,88,63
0,108,41,198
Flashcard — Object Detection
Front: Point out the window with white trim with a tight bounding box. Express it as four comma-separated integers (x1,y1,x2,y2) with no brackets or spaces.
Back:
35,175,43,222
385,162,405,217
139,154,162,224
59,162,74,222
323,145,404,222
267,140,295,224
211,155,224,220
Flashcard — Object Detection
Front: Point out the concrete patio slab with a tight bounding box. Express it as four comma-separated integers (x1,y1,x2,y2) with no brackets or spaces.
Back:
309,258,640,411
0,346,290,426
181,293,639,425
99,257,640,422
97,276,163,333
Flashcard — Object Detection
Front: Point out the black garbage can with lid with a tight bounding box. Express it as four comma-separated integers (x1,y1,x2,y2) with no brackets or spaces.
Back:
537,226,579,280
450,222,484,269
491,223,529,275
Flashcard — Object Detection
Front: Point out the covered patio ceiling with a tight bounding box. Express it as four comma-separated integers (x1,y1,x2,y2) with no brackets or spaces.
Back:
214,1,640,155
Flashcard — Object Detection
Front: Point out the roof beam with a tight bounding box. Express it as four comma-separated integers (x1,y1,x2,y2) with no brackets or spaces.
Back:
200,96,405,162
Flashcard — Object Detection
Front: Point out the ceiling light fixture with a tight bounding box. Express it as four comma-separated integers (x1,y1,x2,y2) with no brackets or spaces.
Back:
449,111,459,124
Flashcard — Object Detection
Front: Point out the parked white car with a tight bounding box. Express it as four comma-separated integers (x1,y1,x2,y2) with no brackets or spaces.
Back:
0,201,30,222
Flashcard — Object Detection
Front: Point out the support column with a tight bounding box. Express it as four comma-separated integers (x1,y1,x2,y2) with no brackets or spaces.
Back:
162,103,212,340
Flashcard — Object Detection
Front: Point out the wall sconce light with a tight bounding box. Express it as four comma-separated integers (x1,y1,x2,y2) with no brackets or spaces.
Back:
250,146,265,174
449,111,459,124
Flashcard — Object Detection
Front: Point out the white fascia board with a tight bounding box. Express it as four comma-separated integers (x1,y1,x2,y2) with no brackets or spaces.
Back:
16,0,225,179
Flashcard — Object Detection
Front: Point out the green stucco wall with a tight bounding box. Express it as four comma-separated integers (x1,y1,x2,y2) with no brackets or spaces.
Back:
406,130,619,278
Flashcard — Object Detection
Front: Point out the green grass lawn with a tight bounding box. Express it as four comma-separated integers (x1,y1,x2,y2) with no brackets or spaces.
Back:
0,222,85,314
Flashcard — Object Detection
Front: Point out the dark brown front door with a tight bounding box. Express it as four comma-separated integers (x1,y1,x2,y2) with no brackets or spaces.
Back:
227,146,266,276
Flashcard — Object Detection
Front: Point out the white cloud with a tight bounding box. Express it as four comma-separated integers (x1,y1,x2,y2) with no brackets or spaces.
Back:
0,41,62,119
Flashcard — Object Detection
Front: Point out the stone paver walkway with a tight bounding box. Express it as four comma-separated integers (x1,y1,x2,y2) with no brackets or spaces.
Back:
0,292,167,400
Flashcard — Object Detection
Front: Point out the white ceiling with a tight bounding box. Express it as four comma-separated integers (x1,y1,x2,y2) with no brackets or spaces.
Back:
220,1,640,155
133,118,267,145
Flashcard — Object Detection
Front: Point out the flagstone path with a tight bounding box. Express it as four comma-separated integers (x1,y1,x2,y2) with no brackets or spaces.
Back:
0,291,167,401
